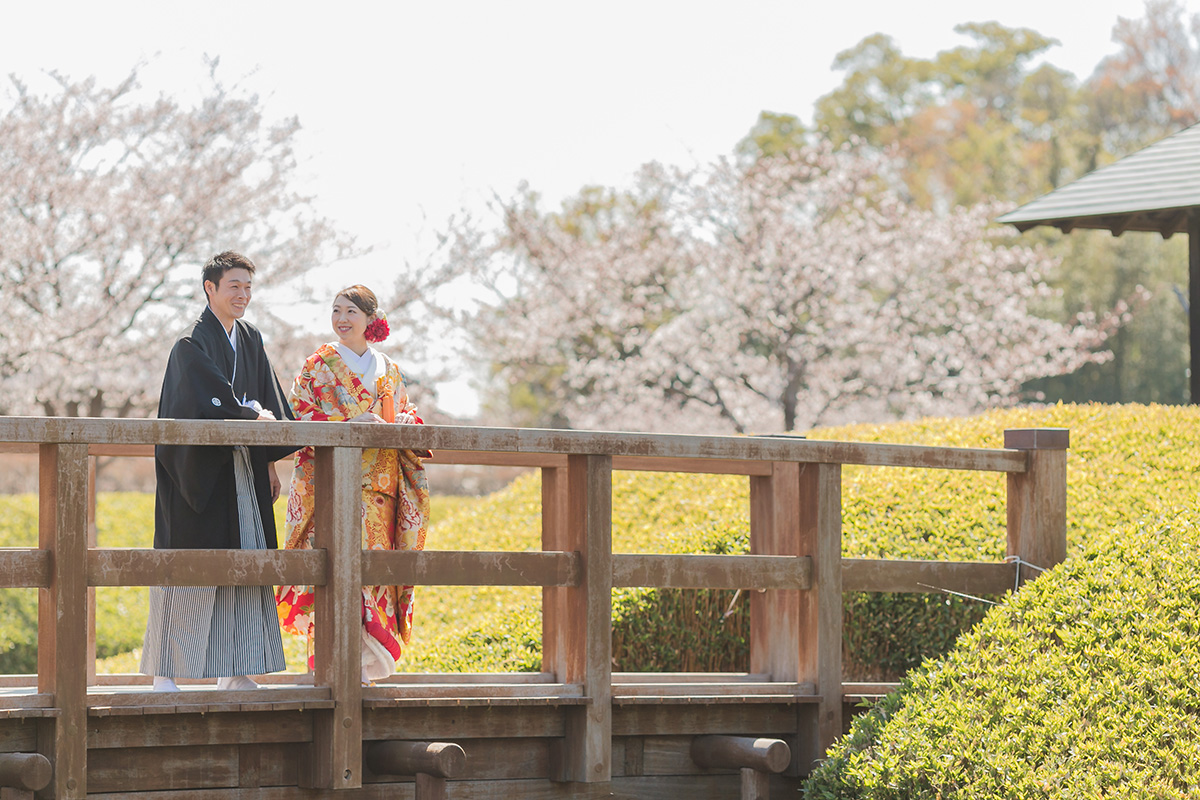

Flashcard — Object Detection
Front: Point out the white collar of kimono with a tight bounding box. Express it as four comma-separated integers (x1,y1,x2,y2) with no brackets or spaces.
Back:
333,342,385,397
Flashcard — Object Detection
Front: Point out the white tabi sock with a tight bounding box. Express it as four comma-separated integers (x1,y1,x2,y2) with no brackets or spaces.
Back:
216,675,259,690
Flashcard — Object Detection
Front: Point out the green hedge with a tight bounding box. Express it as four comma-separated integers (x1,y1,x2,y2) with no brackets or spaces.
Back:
805,510,1200,799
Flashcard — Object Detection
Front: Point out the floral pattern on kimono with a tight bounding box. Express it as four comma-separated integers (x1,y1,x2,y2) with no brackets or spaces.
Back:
276,343,430,671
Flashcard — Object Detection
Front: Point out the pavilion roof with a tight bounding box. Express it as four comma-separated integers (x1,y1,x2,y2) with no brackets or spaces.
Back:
997,121,1200,237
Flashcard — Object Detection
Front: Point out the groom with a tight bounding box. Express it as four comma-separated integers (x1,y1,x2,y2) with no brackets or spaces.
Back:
140,251,299,691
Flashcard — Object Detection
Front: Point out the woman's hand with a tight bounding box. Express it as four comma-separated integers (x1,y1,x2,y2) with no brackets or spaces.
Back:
352,412,387,424
397,403,422,425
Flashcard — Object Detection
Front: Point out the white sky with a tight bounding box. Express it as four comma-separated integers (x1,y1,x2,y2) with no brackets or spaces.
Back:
3,0,1196,413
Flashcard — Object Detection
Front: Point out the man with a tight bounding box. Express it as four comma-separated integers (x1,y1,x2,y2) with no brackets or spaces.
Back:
140,251,299,691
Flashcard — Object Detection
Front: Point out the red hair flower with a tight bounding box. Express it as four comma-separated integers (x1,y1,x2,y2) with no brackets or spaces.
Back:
364,310,390,343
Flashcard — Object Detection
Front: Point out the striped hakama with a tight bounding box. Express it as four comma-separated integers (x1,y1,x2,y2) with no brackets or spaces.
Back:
140,446,286,678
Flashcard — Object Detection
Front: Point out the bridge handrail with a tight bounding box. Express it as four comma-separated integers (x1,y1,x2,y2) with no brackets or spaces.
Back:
0,416,1029,471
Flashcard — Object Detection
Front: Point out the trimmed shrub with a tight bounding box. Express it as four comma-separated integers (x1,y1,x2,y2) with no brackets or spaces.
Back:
805,510,1200,799
403,605,543,673
612,586,750,673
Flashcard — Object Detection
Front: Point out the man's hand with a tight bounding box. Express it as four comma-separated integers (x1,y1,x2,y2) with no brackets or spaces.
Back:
269,462,282,503
351,412,386,424
257,408,277,421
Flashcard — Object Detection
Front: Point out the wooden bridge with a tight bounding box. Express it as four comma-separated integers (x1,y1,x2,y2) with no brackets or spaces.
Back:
0,417,1067,799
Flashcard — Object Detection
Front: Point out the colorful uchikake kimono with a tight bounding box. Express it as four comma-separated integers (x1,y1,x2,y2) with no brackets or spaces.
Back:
275,343,430,681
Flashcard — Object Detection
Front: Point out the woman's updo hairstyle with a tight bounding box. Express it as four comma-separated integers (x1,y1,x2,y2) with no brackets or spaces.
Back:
337,284,390,343
337,284,378,316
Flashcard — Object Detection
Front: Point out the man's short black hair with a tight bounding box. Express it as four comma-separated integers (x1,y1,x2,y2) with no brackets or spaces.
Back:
202,251,257,295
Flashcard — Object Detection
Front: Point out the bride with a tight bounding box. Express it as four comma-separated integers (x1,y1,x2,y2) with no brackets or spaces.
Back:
276,284,430,683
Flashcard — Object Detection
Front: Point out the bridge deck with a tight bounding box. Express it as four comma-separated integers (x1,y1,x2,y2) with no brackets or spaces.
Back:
0,676,828,799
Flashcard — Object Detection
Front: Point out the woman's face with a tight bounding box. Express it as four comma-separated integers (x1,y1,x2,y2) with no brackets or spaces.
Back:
331,296,369,346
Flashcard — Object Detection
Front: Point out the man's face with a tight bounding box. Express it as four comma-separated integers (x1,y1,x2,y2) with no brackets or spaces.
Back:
205,268,253,324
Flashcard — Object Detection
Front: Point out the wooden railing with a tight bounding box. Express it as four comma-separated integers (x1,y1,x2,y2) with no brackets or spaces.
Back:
0,417,1067,798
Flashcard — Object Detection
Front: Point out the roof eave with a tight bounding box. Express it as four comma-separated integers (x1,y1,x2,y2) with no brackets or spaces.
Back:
999,207,1195,239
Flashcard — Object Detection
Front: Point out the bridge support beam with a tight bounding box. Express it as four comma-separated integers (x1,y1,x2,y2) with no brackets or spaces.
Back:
690,735,790,773
692,735,790,800
366,740,465,800
0,752,53,799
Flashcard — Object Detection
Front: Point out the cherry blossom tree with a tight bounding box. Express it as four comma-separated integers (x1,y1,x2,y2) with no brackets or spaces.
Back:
446,142,1118,433
0,62,354,417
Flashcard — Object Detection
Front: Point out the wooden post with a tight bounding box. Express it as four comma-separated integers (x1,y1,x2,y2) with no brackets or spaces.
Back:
740,768,771,800
749,464,800,681
37,443,89,799
1188,210,1199,403
797,462,842,772
750,462,841,775
414,772,448,800
1005,428,1068,586
541,465,569,677
86,457,97,686
303,446,363,790
550,454,612,784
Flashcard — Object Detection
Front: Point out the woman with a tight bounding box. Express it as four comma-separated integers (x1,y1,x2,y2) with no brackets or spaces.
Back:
276,285,430,683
